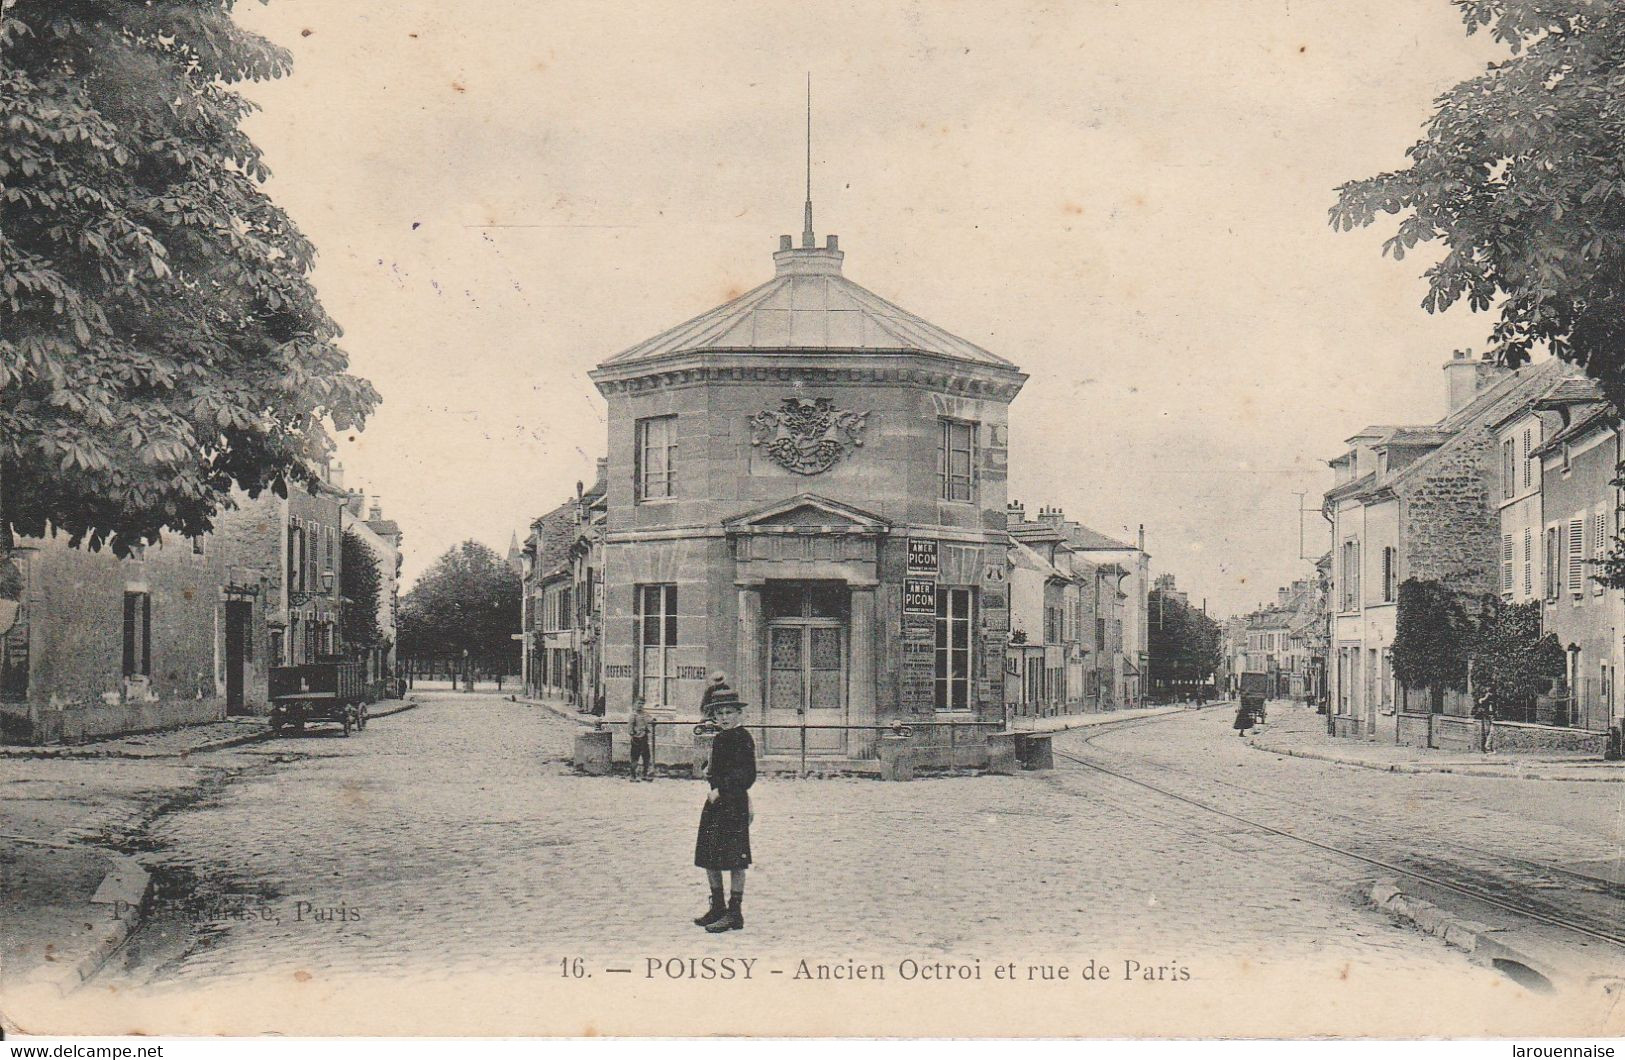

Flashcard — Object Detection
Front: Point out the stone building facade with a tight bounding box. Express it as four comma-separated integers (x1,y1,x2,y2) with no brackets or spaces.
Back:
0,531,227,743
1007,503,1149,713
342,492,404,686
0,470,356,743
1531,386,1622,737
1324,353,1571,743
587,226,1026,760
211,479,348,712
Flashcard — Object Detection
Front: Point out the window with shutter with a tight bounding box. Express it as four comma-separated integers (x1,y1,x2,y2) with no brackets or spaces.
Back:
1522,428,1533,488
1502,534,1514,593
1523,528,1533,596
1596,511,1609,595
1569,518,1585,596
1547,526,1559,601
1501,439,1516,499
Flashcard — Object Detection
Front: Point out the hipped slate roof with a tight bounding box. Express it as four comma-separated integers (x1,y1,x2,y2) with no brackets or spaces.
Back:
598,245,1015,370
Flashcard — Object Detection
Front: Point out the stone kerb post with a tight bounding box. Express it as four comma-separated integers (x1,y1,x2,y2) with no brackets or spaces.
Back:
985,731,1019,775
573,725,613,775
876,733,916,781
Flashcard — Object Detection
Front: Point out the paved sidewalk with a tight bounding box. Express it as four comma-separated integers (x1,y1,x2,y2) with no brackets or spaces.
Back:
0,700,419,760
0,718,272,760
514,694,594,726
0,837,150,1009
1247,701,1625,782
1009,704,1187,733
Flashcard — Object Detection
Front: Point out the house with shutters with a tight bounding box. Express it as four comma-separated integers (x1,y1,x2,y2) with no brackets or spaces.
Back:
1323,351,1572,743
1530,380,1622,739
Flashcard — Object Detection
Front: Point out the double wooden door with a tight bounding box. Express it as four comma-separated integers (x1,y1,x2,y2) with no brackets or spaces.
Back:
765,619,847,755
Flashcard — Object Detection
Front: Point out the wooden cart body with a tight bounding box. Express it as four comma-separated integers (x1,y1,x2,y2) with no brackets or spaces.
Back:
269,661,369,735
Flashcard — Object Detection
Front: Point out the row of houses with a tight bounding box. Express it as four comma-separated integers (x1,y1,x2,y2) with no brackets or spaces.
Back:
1323,349,1622,753
509,214,1150,761
1005,503,1149,716
0,466,402,744
1223,567,1330,703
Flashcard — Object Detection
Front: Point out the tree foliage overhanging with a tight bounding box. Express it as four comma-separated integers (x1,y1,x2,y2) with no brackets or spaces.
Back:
1331,1,1625,410
0,2,379,555
397,541,521,668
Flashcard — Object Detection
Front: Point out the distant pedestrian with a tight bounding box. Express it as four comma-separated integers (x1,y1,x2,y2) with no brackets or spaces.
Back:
693,693,755,932
628,698,654,781
699,671,732,722
1233,701,1255,737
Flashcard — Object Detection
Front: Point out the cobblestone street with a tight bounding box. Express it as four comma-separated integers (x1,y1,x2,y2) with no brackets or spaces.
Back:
14,692,1618,1036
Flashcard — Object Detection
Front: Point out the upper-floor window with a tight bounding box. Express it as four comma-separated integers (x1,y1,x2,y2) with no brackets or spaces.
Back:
1569,517,1585,597
939,419,976,502
1545,525,1559,602
635,415,677,501
1340,540,1360,612
1595,511,1610,597
1523,528,1534,596
1381,546,1397,602
1501,438,1516,499
1522,428,1533,488
287,520,306,593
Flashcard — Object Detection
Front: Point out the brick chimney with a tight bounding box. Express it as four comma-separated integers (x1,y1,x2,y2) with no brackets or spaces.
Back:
1443,348,1510,415
1007,499,1026,526
1037,505,1065,529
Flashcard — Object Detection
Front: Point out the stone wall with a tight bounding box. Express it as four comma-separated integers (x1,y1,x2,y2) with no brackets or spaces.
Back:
1395,712,1430,748
1492,720,1607,755
1400,429,1497,593
6,532,227,744
1330,715,1364,739
30,697,224,745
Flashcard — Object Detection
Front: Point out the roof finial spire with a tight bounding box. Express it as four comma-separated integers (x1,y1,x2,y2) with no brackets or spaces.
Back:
802,72,815,248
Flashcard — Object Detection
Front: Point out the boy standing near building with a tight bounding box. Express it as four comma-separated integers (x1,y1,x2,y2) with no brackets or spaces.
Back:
629,699,654,781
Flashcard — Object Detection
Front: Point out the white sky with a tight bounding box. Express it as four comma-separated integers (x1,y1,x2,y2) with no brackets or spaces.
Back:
232,0,1503,617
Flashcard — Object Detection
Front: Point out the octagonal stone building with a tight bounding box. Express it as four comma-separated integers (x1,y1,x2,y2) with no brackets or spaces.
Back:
589,223,1026,761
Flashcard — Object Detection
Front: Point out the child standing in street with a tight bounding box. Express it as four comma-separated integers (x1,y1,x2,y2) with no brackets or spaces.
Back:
693,693,755,932
628,699,654,782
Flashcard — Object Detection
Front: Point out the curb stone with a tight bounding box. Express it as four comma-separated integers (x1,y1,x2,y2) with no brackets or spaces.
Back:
1367,877,1570,989
14,843,152,998
1252,737,1625,783
0,698,423,760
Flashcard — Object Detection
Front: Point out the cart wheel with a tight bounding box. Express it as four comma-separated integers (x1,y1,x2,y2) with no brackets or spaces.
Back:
357,704,368,731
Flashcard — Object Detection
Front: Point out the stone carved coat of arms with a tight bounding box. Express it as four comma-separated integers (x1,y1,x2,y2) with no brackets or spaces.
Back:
749,397,869,475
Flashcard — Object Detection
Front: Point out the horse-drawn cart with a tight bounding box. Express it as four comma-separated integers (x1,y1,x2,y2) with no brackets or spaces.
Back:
269,660,369,736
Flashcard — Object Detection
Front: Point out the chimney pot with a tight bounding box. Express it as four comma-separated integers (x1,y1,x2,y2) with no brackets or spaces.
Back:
826,234,838,250
779,234,792,251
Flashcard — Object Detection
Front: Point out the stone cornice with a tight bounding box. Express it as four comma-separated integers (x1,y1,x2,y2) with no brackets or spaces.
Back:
589,351,1027,403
